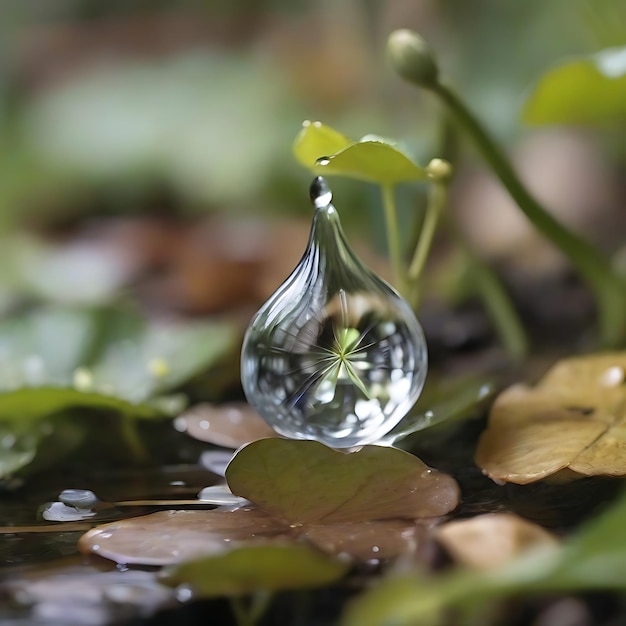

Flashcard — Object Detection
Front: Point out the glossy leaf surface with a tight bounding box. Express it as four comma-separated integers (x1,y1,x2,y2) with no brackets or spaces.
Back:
523,47,626,126
293,121,428,185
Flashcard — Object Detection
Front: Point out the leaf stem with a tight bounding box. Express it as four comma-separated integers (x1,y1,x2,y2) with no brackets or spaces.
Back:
407,180,446,306
381,184,406,294
454,230,528,361
230,592,272,626
431,81,626,346
119,415,149,463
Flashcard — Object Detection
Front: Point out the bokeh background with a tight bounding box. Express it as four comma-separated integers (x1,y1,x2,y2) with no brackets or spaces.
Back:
1,0,625,324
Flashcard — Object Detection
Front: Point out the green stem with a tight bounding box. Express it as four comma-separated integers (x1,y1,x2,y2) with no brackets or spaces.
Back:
431,81,626,347
457,235,528,361
119,415,149,464
381,184,406,294
229,592,272,626
230,597,250,626
407,181,446,306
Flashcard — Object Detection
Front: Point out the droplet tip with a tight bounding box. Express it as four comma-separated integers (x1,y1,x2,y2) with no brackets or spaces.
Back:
310,176,332,209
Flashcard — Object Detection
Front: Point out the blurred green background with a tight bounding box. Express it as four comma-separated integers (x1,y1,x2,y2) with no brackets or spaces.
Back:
1,0,625,315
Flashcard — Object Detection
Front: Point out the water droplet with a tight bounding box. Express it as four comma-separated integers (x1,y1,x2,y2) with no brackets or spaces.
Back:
241,177,427,447
316,157,331,166
176,585,194,603
173,416,187,432
600,366,624,388
147,357,169,378
73,366,94,391
197,484,249,506
58,488,98,508
40,501,97,522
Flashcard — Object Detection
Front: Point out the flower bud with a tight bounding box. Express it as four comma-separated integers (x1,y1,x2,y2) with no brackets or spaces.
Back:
387,29,439,89
427,158,452,182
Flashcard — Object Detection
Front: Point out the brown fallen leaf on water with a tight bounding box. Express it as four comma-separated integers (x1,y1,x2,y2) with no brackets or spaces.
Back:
175,402,278,448
79,439,459,565
436,513,558,570
476,354,626,484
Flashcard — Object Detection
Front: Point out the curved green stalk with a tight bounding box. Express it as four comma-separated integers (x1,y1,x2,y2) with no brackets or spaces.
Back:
119,415,149,463
381,184,406,294
456,232,528,361
407,180,446,307
230,592,272,626
431,82,626,347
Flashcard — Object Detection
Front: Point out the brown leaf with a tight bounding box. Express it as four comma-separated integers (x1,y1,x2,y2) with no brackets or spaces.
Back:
78,508,286,566
175,402,278,448
476,354,626,484
78,507,435,566
302,520,432,562
436,513,558,570
79,441,459,566
226,440,460,525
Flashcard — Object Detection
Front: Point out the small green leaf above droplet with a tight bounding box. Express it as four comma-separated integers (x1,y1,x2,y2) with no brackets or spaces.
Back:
161,544,349,597
316,141,429,186
293,121,428,186
293,121,353,169
523,47,626,127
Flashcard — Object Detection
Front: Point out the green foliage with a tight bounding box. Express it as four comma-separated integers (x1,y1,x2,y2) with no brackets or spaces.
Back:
161,544,349,597
0,307,237,477
293,120,528,357
343,488,626,626
294,122,428,186
523,47,626,127
19,53,295,208
384,376,495,445
388,28,626,348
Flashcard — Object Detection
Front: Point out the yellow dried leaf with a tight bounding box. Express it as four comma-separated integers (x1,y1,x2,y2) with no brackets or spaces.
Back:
436,513,558,570
476,354,626,484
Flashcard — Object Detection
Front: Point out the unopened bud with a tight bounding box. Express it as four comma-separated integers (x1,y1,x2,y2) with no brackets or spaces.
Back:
387,29,439,89
426,158,452,181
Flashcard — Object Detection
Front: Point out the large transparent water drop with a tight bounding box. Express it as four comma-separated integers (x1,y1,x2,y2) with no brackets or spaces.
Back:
241,177,427,447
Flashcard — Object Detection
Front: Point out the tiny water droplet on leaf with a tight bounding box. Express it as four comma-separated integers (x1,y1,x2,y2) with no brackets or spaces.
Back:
241,178,427,447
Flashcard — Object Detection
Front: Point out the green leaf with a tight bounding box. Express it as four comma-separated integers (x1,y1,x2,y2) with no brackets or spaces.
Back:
161,544,348,596
315,141,429,186
293,121,352,169
383,376,496,445
0,307,237,408
0,388,159,422
293,121,428,186
226,439,460,524
342,489,626,626
523,47,626,127
0,307,237,477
